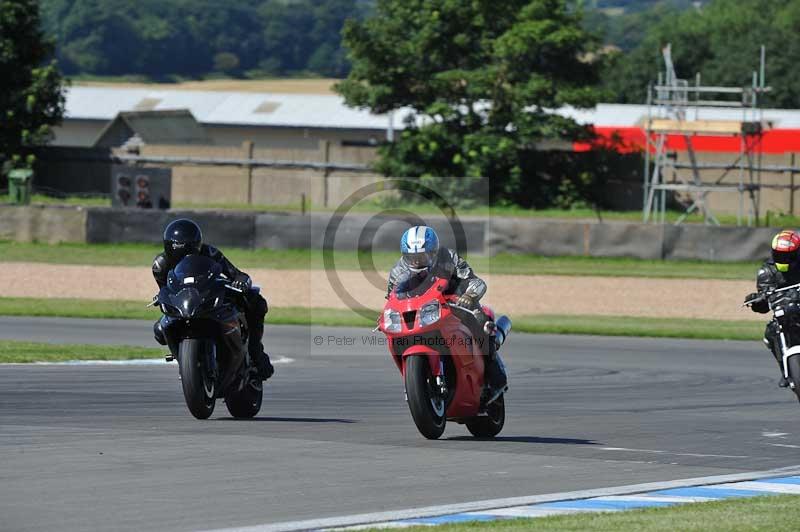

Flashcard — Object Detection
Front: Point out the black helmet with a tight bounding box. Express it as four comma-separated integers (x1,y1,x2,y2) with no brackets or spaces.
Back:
163,219,202,263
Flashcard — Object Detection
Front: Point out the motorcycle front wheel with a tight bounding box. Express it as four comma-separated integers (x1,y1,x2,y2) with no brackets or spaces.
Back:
789,356,800,404
405,356,446,439
179,339,216,419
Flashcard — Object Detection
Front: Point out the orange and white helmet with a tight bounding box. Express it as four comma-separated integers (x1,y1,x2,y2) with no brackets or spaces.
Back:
772,230,800,273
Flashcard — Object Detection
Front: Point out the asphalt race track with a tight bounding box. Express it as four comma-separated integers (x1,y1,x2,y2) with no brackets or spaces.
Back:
2,317,800,532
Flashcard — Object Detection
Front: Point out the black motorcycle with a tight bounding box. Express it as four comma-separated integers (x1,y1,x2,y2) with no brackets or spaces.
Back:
746,282,800,402
154,255,263,419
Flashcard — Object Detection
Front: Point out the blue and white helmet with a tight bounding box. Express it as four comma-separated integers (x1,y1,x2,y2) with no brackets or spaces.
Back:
401,225,439,273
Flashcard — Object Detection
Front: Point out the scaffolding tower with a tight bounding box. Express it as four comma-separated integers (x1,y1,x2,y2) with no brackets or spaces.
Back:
642,44,770,226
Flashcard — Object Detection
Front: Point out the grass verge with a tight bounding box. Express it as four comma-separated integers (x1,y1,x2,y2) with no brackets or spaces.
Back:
0,297,763,341
0,241,758,280
375,494,800,532
0,340,162,363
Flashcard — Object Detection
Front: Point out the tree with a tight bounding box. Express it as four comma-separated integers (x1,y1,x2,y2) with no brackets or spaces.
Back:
336,0,602,207
0,0,65,171
602,0,800,108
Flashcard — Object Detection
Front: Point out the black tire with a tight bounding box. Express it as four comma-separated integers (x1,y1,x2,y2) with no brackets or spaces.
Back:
178,339,216,419
225,379,263,418
405,356,446,439
788,356,800,404
466,395,505,438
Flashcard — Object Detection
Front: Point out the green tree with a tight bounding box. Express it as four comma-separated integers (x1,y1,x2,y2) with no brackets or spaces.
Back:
0,0,65,171
336,0,602,207
603,0,800,107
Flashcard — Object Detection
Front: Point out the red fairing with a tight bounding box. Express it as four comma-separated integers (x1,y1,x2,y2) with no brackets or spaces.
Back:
380,276,486,419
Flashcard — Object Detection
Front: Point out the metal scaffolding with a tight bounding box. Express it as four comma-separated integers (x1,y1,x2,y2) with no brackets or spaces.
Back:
642,44,769,226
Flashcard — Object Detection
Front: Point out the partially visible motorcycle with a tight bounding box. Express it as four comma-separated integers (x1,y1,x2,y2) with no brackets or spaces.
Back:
745,282,800,402
377,272,511,439
153,255,263,419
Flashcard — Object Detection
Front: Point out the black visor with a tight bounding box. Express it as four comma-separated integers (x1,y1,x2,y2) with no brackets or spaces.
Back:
403,251,434,271
773,248,799,265
166,239,201,261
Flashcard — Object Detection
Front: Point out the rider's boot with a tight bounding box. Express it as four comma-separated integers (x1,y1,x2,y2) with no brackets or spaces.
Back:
483,338,507,404
249,343,274,381
245,295,274,381
765,328,787,389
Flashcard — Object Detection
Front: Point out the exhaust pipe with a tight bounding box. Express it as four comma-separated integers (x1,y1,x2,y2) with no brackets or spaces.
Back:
494,315,512,349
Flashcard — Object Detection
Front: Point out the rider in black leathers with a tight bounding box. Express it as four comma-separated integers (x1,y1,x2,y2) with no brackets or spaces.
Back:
388,225,508,399
152,219,274,380
746,229,800,387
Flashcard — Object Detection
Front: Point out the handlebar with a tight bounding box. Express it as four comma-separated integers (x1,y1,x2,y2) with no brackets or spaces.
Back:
446,301,483,318
744,282,800,308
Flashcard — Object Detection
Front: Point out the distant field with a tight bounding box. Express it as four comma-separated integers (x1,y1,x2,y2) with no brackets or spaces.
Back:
72,78,339,94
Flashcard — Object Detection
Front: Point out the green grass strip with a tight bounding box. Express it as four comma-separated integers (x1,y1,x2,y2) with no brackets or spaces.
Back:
374,494,800,532
0,241,758,280
0,298,763,341
513,315,763,341
0,340,162,363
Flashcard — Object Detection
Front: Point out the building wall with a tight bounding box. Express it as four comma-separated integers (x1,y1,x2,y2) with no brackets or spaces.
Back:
52,120,106,147
137,142,380,206
206,125,386,149
670,151,800,219
52,118,387,150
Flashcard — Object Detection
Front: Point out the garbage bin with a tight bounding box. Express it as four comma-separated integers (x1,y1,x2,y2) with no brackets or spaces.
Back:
7,169,33,205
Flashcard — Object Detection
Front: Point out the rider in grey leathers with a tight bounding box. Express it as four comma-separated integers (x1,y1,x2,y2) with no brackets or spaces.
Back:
387,225,507,398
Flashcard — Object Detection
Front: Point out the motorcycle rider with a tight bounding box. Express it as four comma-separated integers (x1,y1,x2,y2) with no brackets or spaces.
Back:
152,218,274,380
745,229,800,387
387,225,508,399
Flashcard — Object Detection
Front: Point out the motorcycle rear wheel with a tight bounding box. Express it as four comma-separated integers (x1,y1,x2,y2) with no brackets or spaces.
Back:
466,395,505,438
179,339,216,419
225,378,263,418
405,356,446,440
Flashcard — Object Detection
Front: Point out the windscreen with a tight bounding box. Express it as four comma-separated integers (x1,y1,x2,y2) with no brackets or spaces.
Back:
394,271,437,300
167,255,221,292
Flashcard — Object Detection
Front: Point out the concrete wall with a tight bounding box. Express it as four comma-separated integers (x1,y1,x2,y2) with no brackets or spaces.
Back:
0,204,785,262
137,142,380,207
0,205,87,243
486,218,775,261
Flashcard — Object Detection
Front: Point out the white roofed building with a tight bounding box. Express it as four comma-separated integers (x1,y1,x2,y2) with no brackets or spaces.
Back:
55,86,412,149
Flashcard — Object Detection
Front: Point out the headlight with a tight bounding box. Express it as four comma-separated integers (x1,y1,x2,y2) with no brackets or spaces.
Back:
383,309,402,332
419,300,440,327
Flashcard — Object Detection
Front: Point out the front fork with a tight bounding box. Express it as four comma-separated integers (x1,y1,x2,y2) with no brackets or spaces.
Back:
403,355,447,399
434,360,447,397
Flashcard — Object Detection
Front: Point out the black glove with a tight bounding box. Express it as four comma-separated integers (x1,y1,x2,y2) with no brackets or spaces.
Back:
232,276,251,292
744,292,762,305
456,293,477,308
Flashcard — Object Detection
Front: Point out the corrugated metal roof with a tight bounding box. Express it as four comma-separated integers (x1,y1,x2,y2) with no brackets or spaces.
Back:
64,86,800,130
64,86,412,130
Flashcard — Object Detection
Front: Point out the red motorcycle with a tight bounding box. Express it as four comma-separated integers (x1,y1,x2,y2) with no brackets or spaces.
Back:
377,272,511,439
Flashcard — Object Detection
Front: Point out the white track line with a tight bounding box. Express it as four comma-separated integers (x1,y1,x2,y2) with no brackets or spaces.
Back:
201,465,800,532
600,446,749,459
